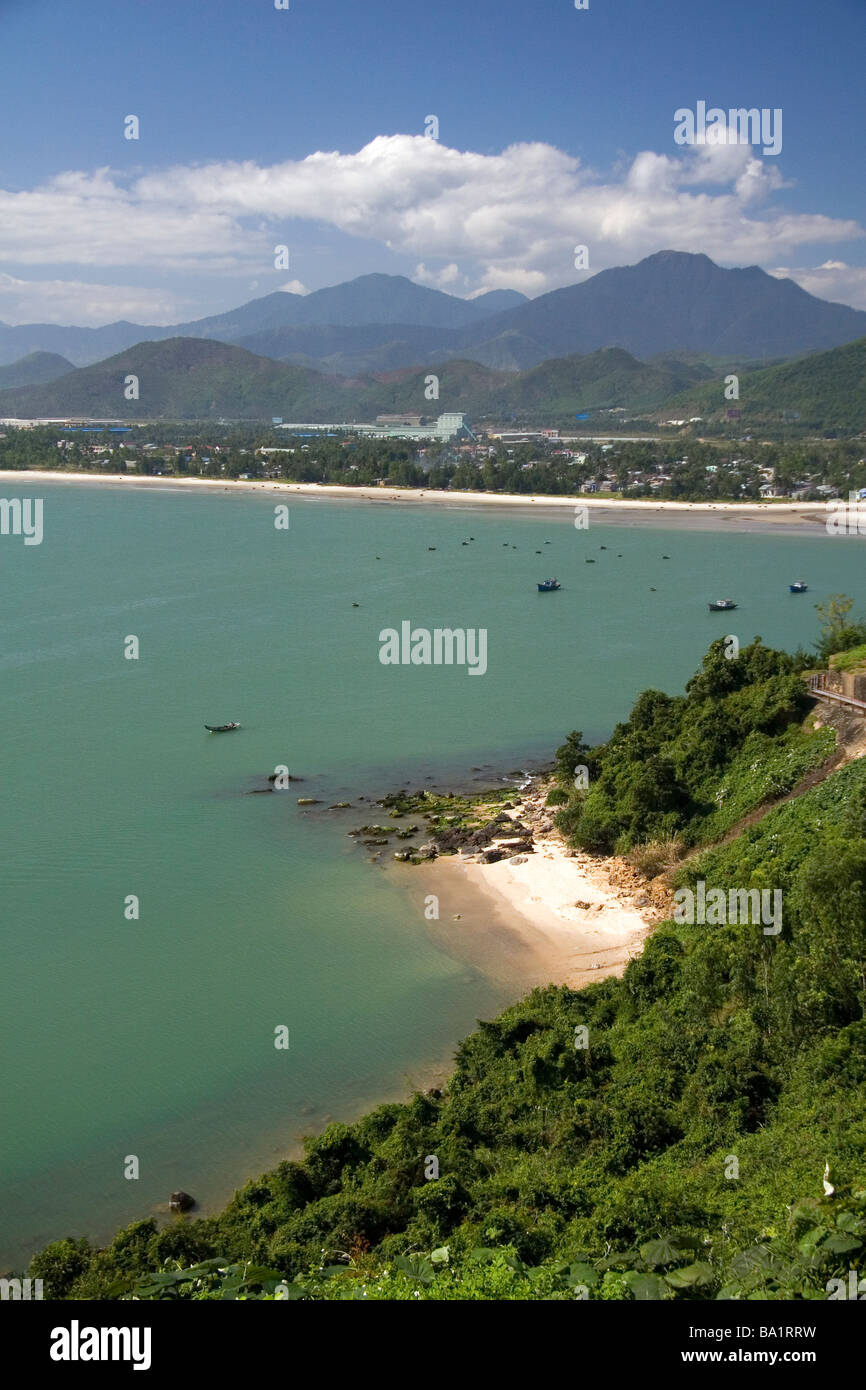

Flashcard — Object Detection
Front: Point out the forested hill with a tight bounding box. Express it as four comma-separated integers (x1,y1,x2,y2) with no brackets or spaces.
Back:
26,638,866,1301
664,336,866,434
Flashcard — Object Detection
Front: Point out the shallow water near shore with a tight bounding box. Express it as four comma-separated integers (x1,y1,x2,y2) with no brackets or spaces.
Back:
1,478,863,1268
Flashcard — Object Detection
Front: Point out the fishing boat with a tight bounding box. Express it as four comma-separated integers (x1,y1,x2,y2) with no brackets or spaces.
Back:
537,578,561,592
708,599,737,611
789,581,808,593
205,722,240,733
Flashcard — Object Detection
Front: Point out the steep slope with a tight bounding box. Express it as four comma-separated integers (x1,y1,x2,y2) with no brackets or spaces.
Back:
663,336,866,432
452,251,866,367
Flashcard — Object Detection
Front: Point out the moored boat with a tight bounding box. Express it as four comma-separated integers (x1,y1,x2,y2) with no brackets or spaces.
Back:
708,599,737,611
205,722,240,732
537,578,561,592
789,581,808,593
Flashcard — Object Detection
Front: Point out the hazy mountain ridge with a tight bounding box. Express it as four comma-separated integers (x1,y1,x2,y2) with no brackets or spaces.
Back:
0,278,528,368
1,253,864,375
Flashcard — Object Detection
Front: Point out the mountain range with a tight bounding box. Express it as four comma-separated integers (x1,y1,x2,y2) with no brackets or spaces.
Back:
1,252,865,378
0,335,793,426
0,278,527,369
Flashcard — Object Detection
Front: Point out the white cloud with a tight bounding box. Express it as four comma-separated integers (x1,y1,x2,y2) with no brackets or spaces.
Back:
0,136,862,320
770,260,866,311
414,262,461,289
278,279,309,295
0,272,183,326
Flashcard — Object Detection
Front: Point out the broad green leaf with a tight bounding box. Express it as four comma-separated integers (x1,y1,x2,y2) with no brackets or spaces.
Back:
466,1247,499,1264
393,1255,435,1286
640,1236,688,1268
623,1270,670,1300
564,1261,599,1288
730,1244,779,1277
664,1261,715,1289
820,1232,862,1254
797,1225,828,1257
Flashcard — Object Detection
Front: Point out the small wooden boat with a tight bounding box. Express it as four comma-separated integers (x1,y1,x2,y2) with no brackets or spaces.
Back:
205,722,240,732
537,578,561,592
708,599,737,611
789,581,808,593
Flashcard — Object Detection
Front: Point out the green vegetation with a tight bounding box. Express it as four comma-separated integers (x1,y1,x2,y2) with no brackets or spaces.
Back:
831,644,866,673
815,595,866,664
22,639,866,1300
552,638,828,854
668,338,866,435
2,415,864,504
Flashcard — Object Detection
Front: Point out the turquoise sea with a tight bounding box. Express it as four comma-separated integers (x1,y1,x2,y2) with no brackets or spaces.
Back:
1,479,862,1268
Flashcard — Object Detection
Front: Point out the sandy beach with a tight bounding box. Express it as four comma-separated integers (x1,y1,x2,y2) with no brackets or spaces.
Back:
0,468,847,533
411,782,674,992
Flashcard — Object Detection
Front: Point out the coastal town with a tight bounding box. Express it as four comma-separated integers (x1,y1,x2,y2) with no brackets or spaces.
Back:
1,415,864,504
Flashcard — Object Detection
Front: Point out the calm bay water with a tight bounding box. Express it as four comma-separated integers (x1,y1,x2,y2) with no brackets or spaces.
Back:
1,479,861,1267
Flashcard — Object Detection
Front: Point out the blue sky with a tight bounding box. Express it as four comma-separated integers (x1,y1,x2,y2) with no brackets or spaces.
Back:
0,0,863,324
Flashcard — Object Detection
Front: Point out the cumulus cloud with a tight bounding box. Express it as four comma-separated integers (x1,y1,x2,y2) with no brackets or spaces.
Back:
414,262,461,289
0,135,862,318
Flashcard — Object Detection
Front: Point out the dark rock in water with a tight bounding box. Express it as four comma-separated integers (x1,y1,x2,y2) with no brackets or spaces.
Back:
297,798,321,805
329,802,352,809
169,1191,195,1213
268,773,304,782
247,788,273,794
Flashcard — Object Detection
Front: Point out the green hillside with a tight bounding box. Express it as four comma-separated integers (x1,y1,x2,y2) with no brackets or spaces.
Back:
25,638,866,1301
0,350,75,389
0,338,353,422
664,337,866,432
0,338,717,425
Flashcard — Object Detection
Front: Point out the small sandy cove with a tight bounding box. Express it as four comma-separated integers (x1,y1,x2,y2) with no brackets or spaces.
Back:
415,783,674,992
0,469,839,531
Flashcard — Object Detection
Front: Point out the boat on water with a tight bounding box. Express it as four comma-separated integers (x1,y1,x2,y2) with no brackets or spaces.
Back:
537,578,561,592
205,722,240,732
708,599,737,611
789,581,808,593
